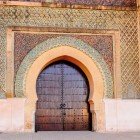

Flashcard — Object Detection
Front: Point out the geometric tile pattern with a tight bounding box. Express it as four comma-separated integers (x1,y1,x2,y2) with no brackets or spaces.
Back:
14,36,113,98
0,26,6,93
0,6,139,98
14,33,113,76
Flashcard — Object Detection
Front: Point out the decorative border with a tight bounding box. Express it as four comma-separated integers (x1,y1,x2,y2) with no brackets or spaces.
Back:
15,36,113,98
14,32,113,76
0,6,139,98
0,26,6,98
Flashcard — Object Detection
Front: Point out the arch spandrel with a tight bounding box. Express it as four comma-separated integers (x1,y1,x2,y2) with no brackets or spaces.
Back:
15,36,113,99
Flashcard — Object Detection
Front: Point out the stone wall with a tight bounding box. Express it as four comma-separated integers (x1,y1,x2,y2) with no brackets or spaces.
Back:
105,99,140,132
0,98,25,132
1,99,140,132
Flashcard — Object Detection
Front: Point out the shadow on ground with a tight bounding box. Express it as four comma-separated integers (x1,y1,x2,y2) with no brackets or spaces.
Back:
0,131,140,140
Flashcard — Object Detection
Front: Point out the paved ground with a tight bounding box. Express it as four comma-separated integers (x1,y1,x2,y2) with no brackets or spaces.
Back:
0,131,140,140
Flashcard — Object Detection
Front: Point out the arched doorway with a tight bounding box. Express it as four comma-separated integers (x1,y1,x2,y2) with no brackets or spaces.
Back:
15,43,111,131
35,60,92,131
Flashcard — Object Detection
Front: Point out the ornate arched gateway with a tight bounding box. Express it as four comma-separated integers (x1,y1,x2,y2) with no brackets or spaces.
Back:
15,37,113,132
1,0,140,133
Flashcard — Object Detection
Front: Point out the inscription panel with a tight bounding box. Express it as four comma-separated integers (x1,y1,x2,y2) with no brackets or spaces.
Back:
0,0,137,7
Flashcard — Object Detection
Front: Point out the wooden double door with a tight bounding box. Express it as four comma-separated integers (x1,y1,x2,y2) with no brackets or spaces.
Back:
35,61,91,131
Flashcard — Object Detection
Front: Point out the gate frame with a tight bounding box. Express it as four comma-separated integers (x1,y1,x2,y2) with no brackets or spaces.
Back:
12,30,121,132
22,46,108,132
